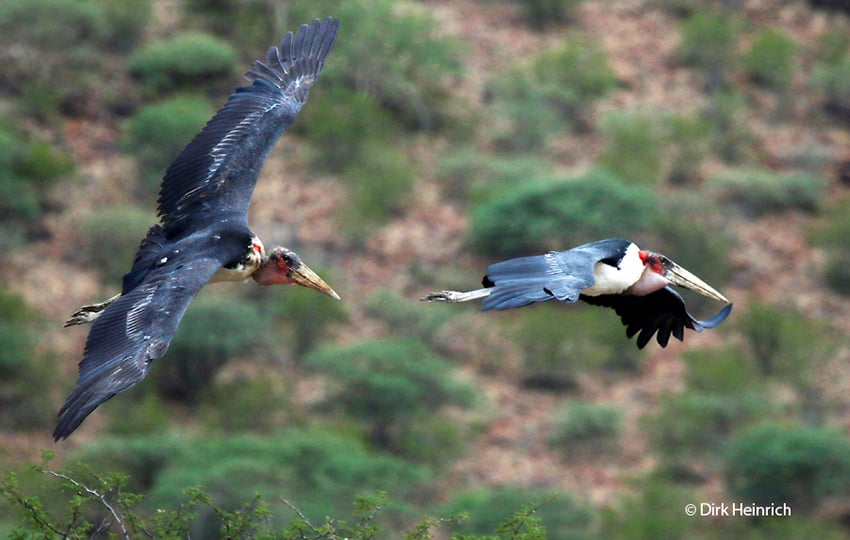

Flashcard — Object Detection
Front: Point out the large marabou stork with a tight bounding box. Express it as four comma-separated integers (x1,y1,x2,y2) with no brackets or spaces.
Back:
55,18,341,440
422,238,732,349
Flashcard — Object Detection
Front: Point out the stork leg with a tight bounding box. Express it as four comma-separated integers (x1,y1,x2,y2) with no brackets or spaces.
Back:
64,293,121,327
420,288,492,304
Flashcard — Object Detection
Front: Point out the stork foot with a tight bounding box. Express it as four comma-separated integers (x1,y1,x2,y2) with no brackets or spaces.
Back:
64,293,121,327
420,288,491,304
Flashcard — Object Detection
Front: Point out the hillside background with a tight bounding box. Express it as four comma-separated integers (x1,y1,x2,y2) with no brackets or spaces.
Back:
2,0,850,537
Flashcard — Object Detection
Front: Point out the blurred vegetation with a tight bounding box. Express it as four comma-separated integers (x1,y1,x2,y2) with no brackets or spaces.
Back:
470,169,657,258
513,0,582,30
128,33,238,94
599,110,665,187
439,487,598,540
549,401,622,457
710,169,828,216
723,423,850,513
304,338,475,459
677,11,741,91
487,37,617,151
812,200,850,296
0,291,56,431
743,28,797,94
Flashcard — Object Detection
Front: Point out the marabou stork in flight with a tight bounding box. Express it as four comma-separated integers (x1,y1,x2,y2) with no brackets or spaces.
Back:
55,18,341,440
422,238,733,349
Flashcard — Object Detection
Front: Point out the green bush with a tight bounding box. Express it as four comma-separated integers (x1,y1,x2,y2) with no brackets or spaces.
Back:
291,0,464,131
93,0,152,52
702,91,756,162
469,169,657,258
304,338,475,452
599,110,664,186
80,206,155,285
723,423,850,513
710,169,827,216
812,55,850,118
681,346,759,394
155,292,272,404
661,112,712,184
439,487,598,540
515,0,582,29
487,37,617,150
0,0,112,119
743,28,796,92
363,288,450,346
201,375,292,434
815,28,850,66
823,250,850,296
601,479,695,540
514,303,642,391
129,33,238,93
435,148,550,204
0,291,56,431
645,390,776,469
677,11,740,91
549,401,622,456
0,124,73,227
737,301,835,381
147,429,429,533
124,96,216,193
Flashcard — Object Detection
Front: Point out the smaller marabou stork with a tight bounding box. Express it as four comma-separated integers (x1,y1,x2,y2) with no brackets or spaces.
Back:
422,238,732,349
55,18,340,440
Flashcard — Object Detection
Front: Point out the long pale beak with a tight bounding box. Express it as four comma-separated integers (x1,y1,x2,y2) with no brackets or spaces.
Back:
664,261,730,304
289,262,341,300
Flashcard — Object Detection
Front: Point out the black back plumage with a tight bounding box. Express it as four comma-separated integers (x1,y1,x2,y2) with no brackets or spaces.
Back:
55,19,339,440
581,288,733,349
157,17,339,237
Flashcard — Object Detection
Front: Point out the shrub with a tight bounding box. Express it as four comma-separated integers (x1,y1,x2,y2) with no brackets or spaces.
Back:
363,288,450,346
812,56,850,119
0,291,56,431
488,37,617,149
514,303,642,391
439,487,598,540
645,390,776,469
723,423,850,513
291,0,465,131
601,479,695,540
599,110,664,186
303,339,476,452
681,346,759,394
147,429,429,532
742,28,796,92
0,124,73,229
702,91,756,162
0,0,111,119
710,169,827,216
201,375,292,434
515,0,582,29
436,148,550,204
737,301,835,382
677,12,740,91
129,33,238,93
469,169,657,258
661,112,712,184
823,250,850,296
93,0,152,52
124,96,216,193
154,292,272,404
80,206,154,285
549,401,622,456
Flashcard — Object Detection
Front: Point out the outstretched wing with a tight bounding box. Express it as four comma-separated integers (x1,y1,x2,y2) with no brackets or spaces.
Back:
581,287,733,349
54,253,225,440
157,17,340,236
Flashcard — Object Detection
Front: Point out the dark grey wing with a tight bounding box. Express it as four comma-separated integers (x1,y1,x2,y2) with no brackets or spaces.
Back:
481,247,601,311
157,17,339,236
53,254,224,440
581,287,733,349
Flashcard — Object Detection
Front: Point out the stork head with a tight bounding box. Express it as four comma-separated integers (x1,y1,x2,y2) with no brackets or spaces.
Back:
252,246,340,300
633,250,729,303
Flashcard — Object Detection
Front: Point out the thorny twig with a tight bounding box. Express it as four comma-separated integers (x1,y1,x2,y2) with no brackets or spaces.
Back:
42,469,130,540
